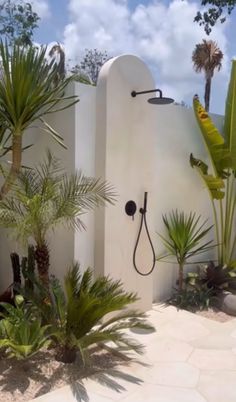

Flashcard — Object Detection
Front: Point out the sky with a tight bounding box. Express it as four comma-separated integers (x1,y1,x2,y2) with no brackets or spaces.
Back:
31,0,236,114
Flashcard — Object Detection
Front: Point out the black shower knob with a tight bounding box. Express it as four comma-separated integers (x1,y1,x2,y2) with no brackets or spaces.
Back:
125,200,137,217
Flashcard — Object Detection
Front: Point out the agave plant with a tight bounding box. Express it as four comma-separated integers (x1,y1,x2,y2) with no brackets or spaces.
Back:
191,60,236,266
24,263,154,364
0,151,115,286
0,41,78,199
0,295,51,359
157,210,214,291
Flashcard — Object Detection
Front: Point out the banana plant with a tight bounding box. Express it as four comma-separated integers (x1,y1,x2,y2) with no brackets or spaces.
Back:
191,60,236,266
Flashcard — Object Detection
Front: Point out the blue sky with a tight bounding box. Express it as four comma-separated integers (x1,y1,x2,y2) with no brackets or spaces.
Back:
33,0,236,114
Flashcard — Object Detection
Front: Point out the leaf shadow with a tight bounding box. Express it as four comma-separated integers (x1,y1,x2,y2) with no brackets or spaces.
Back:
0,349,145,401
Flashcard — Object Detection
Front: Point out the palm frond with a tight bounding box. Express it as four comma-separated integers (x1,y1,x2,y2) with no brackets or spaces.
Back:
158,210,214,264
0,151,115,245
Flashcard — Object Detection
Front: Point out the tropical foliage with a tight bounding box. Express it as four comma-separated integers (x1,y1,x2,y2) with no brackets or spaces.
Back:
187,262,236,292
191,60,236,266
0,41,78,199
192,40,223,111
7,264,154,364
0,151,115,286
0,295,51,359
170,284,215,311
157,210,213,291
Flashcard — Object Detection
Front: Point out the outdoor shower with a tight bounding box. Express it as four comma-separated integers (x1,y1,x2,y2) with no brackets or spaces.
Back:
126,89,174,276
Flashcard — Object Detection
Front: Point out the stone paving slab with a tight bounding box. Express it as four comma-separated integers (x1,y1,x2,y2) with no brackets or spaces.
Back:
32,304,236,402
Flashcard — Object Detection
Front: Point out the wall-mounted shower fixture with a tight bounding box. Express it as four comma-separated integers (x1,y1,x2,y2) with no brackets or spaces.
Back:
131,89,174,105
132,192,156,276
125,200,137,220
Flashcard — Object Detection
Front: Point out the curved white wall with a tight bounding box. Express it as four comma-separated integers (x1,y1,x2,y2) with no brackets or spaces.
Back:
95,55,221,309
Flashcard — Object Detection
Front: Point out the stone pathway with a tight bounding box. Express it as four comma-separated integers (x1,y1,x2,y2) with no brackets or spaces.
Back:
32,304,236,402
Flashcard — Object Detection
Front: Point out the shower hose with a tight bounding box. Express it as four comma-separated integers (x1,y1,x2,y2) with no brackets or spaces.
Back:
133,192,156,276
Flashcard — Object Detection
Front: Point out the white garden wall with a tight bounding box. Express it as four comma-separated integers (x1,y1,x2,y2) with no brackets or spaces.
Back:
0,55,223,311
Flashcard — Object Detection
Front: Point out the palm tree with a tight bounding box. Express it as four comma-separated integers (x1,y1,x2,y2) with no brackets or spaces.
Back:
0,151,115,286
49,43,66,85
192,40,223,112
0,41,78,199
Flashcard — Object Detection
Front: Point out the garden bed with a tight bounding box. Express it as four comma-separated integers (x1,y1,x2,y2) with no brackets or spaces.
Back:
0,348,125,402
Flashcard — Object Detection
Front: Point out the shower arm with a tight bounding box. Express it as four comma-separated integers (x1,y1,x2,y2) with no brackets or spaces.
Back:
131,89,163,98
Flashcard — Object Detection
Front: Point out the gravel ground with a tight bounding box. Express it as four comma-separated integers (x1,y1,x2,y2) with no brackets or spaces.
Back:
0,348,125,402
196,307,235,322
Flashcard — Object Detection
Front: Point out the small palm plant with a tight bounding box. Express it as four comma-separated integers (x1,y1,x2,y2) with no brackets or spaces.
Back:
157,210,214,291
0,41,78,199
0,151,115,286
26,263,154,364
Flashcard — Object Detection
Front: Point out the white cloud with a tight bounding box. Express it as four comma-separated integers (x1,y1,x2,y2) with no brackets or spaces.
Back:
30,0,50,19
63,0,230,113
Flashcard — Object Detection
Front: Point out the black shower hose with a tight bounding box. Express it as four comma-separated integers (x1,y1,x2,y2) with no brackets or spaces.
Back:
133,193,156,276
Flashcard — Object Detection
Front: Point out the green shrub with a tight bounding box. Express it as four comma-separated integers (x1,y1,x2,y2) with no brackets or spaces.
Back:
26,263,154,364
0,295,51,359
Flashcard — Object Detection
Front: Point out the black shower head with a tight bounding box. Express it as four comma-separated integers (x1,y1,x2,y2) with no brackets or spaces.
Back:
148,96,174,105
131,89,174,105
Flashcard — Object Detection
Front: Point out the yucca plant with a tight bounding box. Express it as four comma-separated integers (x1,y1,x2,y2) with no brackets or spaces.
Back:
0,41,78,199
0,151,115,286
0,295,51,359
157,210,214,291
27,263,154,364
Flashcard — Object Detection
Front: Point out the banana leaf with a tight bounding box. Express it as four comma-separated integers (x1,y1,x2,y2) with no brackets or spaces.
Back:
190,153,225,200
193,96,231,177
224,60,236,170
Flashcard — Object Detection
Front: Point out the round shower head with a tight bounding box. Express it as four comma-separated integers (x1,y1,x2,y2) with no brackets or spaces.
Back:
148,96,174,105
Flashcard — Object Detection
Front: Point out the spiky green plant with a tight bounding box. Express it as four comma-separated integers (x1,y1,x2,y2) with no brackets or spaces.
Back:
157,210,214,291
0,151,115,286
0,295,51,359
26,263,154,364
0,41,78,198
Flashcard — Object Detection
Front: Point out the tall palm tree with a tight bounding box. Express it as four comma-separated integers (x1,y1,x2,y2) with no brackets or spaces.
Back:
0,151,115,286
0,41,78,199
192,40,223,112
49,43,66,85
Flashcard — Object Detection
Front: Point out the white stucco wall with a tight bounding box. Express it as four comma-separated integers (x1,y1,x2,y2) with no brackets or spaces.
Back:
0,82,96,291
95,55,222,310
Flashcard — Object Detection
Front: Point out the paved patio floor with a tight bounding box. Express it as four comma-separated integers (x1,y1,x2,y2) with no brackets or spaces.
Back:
33,304,236,402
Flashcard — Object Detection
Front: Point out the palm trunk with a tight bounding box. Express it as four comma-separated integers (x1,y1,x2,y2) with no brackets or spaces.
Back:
178,263,184,292
204,76,211,112
0,134,22,199
35,242,50,287
56,345,77,364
